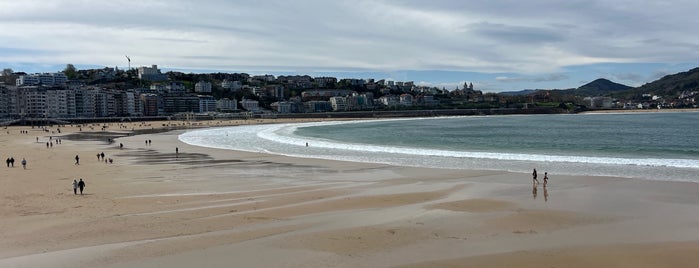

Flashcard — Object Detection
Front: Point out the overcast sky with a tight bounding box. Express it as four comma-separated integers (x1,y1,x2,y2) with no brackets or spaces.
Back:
1,0,698,92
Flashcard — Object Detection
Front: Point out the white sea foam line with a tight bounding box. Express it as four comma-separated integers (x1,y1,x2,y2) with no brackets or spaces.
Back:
180,122,699,170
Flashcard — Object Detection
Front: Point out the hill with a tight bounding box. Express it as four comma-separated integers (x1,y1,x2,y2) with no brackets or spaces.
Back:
612,67,699,98
575,78,632,96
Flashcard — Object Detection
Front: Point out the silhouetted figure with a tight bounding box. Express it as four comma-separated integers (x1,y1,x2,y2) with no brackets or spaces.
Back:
75,155,80,165
120,143,123,149
175,147,179,158
21,158,26,169
73,179,78,195
532,168,539,185
9,157,14,167
543,172,549,187
78,179,85,195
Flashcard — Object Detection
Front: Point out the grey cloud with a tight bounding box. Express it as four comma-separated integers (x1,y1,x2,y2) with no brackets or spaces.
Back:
496,73,569,83
466,22,564,44
613,73,643,83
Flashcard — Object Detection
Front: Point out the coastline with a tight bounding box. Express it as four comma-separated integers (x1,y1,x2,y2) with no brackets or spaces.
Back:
1,119,698,267
580,107,699,114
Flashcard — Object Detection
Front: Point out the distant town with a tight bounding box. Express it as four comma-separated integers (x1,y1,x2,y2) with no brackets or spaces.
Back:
0,64,697,124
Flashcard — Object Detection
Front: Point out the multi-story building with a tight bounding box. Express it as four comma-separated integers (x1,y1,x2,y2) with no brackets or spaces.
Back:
304,101,332,113
0,86,18,117
16,73,67,86
314,77,337,88
221,80,242,91
46,89,76,117
329,96,347,111
162,94,200,114
216,98,237,112
378,95,400,107
271,101,294,114
140,94,159,116
240,98,259,111
400,94,413,106
21,87,48,117
198,95,216,113
137,65,168,81
194,81,212,93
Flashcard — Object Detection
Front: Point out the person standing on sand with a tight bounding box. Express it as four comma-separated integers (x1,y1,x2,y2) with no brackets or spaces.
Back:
532,168,539,185
543,172,549,187
78,179,85,195
176,147,179,158
21,158,26,169
72,179,78,195
75,155,80,165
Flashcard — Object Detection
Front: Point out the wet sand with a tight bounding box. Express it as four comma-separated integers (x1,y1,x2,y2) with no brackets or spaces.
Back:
0,119,698,267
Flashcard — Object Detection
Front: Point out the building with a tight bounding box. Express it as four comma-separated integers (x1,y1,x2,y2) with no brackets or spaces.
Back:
271,101,294,114
194,81,212,93
140,94,159,116
399,94,413,106
240,98,259,111
221,79,242,91
16,73,67,86
303,101,332,113
314,77,337,88
329,96,347,111
46,89,76,117
137,65,168,81
198,95,217,113
216,98,237,112
162,94,200,114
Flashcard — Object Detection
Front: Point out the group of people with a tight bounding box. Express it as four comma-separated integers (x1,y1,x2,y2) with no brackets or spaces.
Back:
532,168,549,187
72,179,86,195
5,157,27,169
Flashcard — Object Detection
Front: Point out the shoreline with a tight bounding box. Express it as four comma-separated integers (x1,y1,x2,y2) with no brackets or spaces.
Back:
1,119,698,267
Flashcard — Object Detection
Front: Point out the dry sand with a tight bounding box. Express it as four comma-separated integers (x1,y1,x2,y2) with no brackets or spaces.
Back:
1,118,698,267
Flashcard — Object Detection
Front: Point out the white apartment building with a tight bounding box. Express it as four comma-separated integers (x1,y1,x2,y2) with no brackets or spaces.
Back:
329,96,347,111
379,95,400,107
16,73,67,86
195,81,212,93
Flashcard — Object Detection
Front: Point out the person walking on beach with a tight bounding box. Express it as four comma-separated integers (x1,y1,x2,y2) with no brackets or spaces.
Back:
77,179,85,195
9,157,14,167
532,168,539,185
75,155,80,165
175,147,179,158
21,158,26,169
543,172,549,187
72,179,78,195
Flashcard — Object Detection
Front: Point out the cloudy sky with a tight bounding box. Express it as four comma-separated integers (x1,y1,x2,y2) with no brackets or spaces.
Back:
1,0,698,92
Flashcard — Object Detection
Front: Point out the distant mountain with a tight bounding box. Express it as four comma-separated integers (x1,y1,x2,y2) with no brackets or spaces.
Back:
499,79,631,97
577,78,632,95
499,89,540,96
612,67,699,98
522,78,630,97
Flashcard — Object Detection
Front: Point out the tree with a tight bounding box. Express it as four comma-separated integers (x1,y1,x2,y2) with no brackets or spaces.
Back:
2,68,15,84
63,64,78,79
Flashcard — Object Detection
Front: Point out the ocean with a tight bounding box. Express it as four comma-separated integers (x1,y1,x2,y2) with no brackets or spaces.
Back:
179,112,699,182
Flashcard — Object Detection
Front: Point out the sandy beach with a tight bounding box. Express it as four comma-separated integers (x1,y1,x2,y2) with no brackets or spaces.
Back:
1,119,698,267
